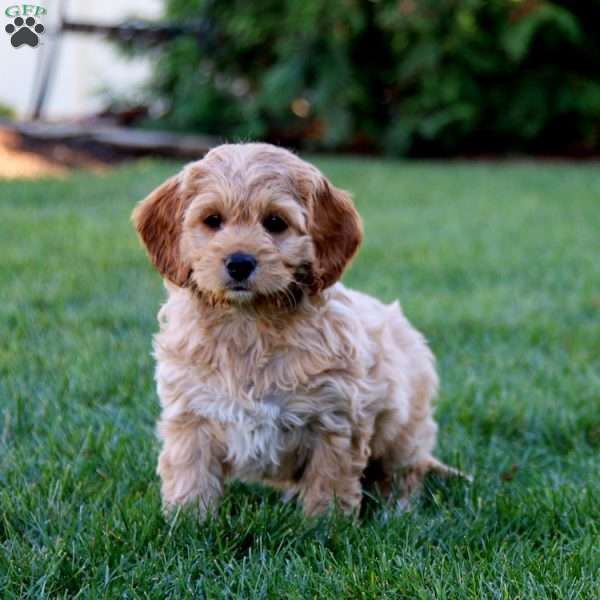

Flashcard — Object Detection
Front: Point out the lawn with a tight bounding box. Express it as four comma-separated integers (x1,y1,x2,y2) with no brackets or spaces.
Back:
1,157,599,598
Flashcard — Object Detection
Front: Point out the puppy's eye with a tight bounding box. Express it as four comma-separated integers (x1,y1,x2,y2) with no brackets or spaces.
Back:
203,214,222,230
263,215,288,234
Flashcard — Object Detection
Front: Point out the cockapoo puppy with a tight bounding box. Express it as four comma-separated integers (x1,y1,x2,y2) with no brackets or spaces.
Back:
133,143,462,519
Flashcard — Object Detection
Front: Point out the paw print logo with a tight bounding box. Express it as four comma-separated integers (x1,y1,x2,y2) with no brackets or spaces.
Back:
5,16,45,48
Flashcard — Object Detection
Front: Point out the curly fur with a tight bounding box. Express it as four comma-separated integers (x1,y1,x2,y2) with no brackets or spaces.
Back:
132,143,462,518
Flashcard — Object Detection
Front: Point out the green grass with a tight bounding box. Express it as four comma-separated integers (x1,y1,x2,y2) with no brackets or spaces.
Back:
1,158,599,599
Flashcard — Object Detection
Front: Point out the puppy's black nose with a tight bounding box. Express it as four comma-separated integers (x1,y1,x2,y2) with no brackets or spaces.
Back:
225,253,257,282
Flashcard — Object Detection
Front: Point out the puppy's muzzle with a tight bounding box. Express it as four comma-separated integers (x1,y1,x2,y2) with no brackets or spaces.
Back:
225,252,257,282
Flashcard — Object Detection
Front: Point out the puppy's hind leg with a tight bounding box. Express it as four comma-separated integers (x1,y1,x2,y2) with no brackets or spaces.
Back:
370,414,470,513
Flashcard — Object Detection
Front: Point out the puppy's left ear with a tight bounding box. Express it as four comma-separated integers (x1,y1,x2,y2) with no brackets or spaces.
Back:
310,178,363,292
131,175,192,287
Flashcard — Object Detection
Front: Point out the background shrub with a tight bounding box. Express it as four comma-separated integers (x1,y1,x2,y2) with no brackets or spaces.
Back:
141,0,600,156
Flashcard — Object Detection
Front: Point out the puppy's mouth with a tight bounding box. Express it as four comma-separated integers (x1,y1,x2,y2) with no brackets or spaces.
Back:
223,281,255,301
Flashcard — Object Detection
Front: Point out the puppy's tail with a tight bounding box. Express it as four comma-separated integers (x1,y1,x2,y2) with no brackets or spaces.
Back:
425,456,473,483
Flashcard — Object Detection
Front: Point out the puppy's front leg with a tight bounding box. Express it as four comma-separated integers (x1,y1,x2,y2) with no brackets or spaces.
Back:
298,430,368,517
157,414,225,520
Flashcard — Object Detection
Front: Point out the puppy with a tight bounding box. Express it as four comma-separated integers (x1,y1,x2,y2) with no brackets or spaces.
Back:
132,143,462,519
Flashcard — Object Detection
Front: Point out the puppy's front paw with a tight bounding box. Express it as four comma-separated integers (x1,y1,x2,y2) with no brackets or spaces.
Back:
162,491,221,523
159,462,222,522
302,493,333,517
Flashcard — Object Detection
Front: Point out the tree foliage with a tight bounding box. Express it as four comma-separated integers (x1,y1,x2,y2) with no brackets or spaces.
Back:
146,0,600,155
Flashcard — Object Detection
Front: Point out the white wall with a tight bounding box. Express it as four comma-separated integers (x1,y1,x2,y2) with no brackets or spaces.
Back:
0,0,163,119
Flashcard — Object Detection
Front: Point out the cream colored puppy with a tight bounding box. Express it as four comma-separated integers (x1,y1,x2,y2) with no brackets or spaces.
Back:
133,143,461,519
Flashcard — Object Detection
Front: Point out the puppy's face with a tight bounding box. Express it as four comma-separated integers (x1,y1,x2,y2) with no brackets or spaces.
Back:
180,156,313,304
133,144,362,307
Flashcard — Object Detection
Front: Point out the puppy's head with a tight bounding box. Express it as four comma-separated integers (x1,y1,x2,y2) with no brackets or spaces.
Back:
132,143,362,306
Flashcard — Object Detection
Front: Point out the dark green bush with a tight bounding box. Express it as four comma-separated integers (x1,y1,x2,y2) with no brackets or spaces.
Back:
144,0,600,155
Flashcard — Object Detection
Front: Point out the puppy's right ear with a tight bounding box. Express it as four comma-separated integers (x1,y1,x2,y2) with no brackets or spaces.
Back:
131,175,192,287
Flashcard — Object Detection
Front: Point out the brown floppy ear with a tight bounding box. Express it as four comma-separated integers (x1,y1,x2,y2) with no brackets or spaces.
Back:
131,175,192,287
310,179,363,292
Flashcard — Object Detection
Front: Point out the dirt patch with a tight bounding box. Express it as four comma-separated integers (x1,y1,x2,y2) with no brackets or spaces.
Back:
0,128,127,179
0,130,68,179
